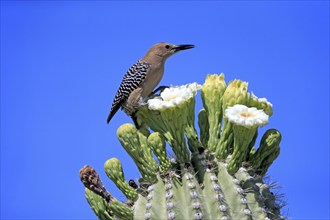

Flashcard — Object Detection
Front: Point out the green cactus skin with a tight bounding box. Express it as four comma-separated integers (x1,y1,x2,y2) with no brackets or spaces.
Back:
80,74,285,220
197,109,209,148
184,97,204,153
227,124,258,175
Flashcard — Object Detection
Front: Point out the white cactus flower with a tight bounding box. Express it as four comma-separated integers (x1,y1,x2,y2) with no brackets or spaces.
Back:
251,92,273,107
148,83,201,110
225,104,269,128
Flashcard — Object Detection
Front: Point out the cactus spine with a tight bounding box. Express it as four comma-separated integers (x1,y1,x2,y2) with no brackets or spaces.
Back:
80,74,285,219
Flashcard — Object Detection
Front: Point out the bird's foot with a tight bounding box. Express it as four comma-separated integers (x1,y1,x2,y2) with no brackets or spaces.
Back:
150,85,169,96
138,97,149,106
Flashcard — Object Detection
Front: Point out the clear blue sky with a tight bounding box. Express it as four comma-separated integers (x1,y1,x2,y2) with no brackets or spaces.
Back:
1,1,329,219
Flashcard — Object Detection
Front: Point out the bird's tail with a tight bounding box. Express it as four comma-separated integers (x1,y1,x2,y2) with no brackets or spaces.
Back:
106,104,121,124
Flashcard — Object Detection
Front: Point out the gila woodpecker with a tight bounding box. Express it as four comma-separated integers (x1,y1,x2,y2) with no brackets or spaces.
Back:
107,42,194,127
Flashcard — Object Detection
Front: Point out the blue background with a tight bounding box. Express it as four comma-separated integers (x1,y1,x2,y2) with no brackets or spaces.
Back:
1,1,329,219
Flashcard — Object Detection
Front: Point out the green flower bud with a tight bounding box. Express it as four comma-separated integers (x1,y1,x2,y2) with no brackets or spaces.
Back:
249,129,281,176
201,74,226,152
117,124,158,181
104,158,138,201
148,132,172,172
222,80,250,111
249,92,273,116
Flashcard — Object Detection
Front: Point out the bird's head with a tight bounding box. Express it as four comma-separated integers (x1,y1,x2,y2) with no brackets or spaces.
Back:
144,42,195,61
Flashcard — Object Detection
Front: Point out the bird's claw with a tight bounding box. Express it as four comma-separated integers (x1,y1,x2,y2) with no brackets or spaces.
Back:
150,85,169,96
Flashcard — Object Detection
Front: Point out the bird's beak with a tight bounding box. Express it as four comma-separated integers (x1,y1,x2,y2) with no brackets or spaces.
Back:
173,44,195,52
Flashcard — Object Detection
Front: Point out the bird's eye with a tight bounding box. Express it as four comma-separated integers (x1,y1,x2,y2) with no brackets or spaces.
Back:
165,45,170,49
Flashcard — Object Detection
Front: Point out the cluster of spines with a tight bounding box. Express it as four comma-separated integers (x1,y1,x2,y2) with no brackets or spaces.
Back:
163,172,175,220
81,152,284,219
205,169,228,218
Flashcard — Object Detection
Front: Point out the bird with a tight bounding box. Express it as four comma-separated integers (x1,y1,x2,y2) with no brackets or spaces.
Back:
106,42,194,128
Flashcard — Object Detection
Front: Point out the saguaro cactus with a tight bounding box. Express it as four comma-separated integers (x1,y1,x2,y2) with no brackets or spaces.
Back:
80,74,285,220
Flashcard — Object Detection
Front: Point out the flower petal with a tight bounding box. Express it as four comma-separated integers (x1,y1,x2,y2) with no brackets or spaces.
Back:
147,83,201,110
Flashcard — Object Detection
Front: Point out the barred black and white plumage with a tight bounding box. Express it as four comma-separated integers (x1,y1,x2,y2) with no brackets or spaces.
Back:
107,61,151,124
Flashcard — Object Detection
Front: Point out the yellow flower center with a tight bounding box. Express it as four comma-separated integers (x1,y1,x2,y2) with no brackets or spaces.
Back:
240,112,254,118
163,95,177,101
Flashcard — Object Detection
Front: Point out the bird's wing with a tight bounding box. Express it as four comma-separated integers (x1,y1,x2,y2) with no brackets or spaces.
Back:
107,61,151,124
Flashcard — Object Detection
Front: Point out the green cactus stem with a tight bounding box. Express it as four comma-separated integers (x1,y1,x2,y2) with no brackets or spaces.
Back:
235,166,268,219
227,124,258,175
80,74,285,220
197,109,209,147
184,97,204,153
